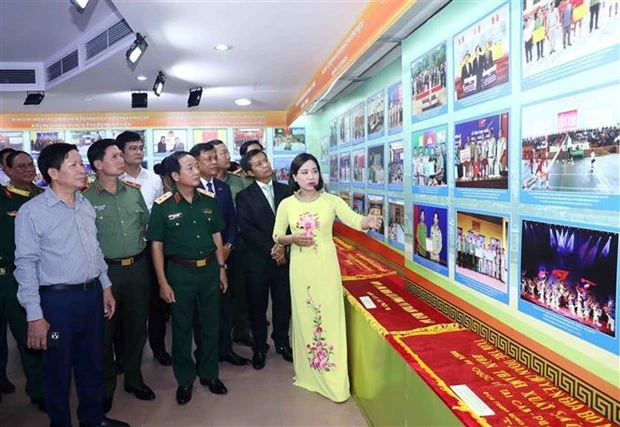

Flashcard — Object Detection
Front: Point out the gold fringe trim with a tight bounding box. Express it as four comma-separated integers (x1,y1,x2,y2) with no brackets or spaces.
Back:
392,335,493,427
344,288,389,337
342,271,397,282
392,323,465,337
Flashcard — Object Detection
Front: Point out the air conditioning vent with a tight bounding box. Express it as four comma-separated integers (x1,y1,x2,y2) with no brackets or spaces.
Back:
46,61,62,82
61,50,79,73
85,19,132,61
0,69,36,84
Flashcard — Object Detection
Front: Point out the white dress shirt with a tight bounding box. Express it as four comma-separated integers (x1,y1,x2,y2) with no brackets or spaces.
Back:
120,166,163,211
256,180,275,212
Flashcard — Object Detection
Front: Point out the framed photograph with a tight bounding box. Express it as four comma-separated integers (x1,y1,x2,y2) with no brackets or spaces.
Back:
233,128,265,158
352,192,366,214
367,194,385,241
273,156,293,184
520,84,619,211
329,120,338,151
339,151,351,183
412,124,448,196
387,81,403,135
519,218,619,355
351,102,366,145
352,148,366,187
411,42,448,123
413,203,449,277
153,129,188,154
193,129,227,145
367,144,385,189
367,90,385,140
30,131,66,155
455,209,510,304
329,154,339,183
70,130,105,158
0,132,25,150
274,127,305,153
453,3,511,110
388,198,406,251
388,140,404,191
338,113,351,148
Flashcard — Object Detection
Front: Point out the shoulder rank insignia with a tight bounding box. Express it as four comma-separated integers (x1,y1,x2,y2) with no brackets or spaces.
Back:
155,191,173,205
122,180,141,189
7,185,30,198
197,187,215,198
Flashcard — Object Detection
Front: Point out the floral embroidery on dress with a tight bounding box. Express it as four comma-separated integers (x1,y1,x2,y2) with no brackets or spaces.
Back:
305,286,336,372
296,212,320,252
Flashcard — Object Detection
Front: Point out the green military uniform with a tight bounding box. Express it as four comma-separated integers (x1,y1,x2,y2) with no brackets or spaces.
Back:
146,186,224,387
0,184,45,400
83,179,150,399
221,172,253,342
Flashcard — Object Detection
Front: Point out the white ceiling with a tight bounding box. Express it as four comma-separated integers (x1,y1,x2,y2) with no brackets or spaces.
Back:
0,0,367,114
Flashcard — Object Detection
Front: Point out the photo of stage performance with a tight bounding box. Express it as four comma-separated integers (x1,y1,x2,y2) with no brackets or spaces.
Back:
411,42,447,120
412,125,448,190
388,140,404,190
274,127,305,153
454,112,509,190
454,3,510,104
352,148,365,185
388,81,403,134
413,203,448,276
367,90,385,140
352,193,365,215
456,210,509,302
339,152,351,183
30,131,66,155
351,103,365,144
233,128,264,158
521,0,620,88
367,144,385,187
367,194,385,240
193,128,227,145
520,219,618,340
521,86,620,201
388,198,406,250
329,154,339,183
338,112,351,146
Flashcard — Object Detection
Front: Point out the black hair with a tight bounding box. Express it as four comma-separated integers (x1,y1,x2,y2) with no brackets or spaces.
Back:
0,148,16,165
208,139,224,147
115,131,143,152
228,161,241,173
288,153,324,192
189,142,214,159
239,140,263,157
37,143,79,184
419,208,425,218
240,149,267,173
87,139,119,172
5,150,32,168
160,151,195,179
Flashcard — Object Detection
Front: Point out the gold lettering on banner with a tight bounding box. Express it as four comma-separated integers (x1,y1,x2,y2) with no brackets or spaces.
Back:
371,281,435,324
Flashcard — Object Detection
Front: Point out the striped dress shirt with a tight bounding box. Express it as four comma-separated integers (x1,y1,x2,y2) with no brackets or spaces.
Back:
14,187,112,321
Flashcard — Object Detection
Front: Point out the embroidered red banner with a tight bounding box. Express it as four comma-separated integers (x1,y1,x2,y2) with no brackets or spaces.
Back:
335,237,396,281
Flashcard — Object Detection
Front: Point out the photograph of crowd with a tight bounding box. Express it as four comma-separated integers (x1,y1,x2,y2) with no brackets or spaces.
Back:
388,81,403,133
455,112,509,189
413,204,448,270
388,198,406,249
367,194,385,238
367,90,385,139
338,113,351,146
351,103,365,144
274,127,306,153
521,86,619,195
329,120,338,149
367,144,385,186
454,4,510,101
388,140,404,189
154,129,188,154
233,128,265,158
412,125,448,188
352,193,366,214
411,43,447,117
456,211,509,295
30,131,66,154
520,219,617,338
273,157,293,184
352,149,366,185
193,128,227,144
339,152,351,183
70,130,105,157
522,0,620,83
0,132,24,150
329,154,339,183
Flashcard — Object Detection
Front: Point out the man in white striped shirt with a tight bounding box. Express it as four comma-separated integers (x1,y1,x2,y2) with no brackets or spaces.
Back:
14,143,128,427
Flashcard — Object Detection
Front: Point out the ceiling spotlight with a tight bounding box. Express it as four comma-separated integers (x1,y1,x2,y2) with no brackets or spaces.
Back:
24,92,45,105
131,92,148,108
126,33,148,65
187,87,203,108
152,71,166,97
214,44,232,51
234,98,252,106
136,75,147,81
70,0,91,13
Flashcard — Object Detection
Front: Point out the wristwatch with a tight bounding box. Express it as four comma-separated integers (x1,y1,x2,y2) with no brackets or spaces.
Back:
219,264,228,270
224,242,234,251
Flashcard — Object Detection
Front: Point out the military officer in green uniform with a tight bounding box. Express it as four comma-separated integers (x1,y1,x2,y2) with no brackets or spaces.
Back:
210,139,254,347
0,151,45,410
83,139,155,413
146,152,229,405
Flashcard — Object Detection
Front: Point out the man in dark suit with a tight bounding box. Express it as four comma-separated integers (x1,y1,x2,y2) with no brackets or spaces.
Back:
189,143,249,368
236,150,293,369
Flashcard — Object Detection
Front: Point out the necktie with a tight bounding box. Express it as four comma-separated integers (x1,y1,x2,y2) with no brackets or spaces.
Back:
206,181,214,195
264,184,275,212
